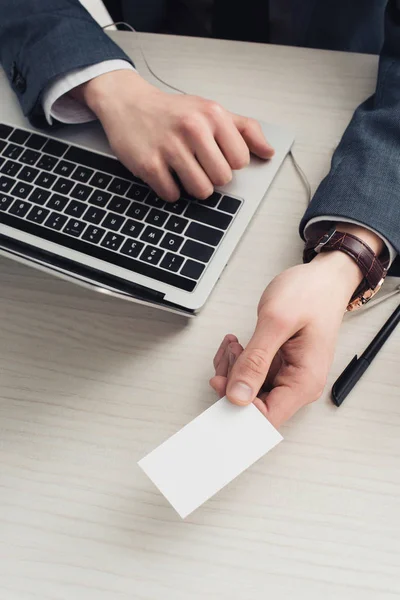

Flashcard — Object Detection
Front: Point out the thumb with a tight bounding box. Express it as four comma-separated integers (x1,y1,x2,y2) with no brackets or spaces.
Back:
232,114,275,159
226,317,288,406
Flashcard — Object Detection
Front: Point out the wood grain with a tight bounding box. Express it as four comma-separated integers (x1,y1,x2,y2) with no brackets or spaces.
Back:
0,32,399,600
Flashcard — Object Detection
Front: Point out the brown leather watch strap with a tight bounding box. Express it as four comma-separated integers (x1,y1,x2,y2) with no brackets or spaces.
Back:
303,227,390,310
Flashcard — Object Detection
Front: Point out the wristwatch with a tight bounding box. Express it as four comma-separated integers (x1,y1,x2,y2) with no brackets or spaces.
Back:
303,226,390,311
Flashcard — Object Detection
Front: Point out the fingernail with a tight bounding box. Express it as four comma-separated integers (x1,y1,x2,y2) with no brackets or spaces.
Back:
229,382,253,404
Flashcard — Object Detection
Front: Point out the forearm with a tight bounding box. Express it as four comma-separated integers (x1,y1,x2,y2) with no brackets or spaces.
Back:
0,0,133,124
300,0,400,255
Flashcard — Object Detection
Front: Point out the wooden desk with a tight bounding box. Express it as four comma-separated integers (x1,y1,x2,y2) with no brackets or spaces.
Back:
1,32,400,599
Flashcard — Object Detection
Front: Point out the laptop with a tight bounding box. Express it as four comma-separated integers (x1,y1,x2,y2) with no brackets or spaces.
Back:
0,119,293,316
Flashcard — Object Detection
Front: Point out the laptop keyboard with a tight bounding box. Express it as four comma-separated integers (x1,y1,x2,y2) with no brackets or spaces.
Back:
0,124,242,292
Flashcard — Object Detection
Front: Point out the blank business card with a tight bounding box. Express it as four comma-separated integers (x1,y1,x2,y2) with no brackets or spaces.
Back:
138,397,283,518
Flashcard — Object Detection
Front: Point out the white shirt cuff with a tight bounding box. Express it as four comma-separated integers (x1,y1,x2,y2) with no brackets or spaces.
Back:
42,60,135,125
305,216,397,266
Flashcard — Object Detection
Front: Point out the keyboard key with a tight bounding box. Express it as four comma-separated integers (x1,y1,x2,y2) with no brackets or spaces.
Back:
160,232,184,252
8,200,31,218
100,232,124,251
140,245,164,265
11,182,33,199
2,210,196,293
185,203,232,230
3,144,23,160
71,165,94,183
19,166,39,183
19,149,40,165
42,139,68,157
218,195,242,214
160,253,185,273
199,192,221,208
26,205,50,224
63,218,86,237
88,190,111,207
70,183,91,201
126,183,149,201
102,212,125,231
140,226,163,245
0,194,13,211
120,239,144,258
164,215,188,234
0,175,14,193
65,199,87,218
164,198,187,214
54,160,75,177
1,160,22,177
145,208,168,227
185,222,224,246
46,193,69,211
89,171,112,189
53,177,74,194
126,202,149,220
44,212,68,231
36,172,57,188
180,239,214,263
145,192,165,208
81,225,105,244
83,206,106,225
0,141,6,154
108,195,130,214
108,177,130,195
37,154,58,171
121,219,144,238
9,129,30,145
0,124,13,139
65,146,134,180
28,188,51,206
25,134,47,150
181,259,205,280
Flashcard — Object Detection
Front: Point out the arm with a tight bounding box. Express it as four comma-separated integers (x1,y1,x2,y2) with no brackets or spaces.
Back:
211,1,400,426
300,0,400,255
0,0,133,127
0,0,273,199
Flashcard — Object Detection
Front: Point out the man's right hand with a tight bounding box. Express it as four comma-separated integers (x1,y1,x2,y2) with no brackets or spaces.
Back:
71,70,274,202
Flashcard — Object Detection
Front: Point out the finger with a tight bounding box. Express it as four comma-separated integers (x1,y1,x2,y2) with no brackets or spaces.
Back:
227,342,244,376
263,352,283,391
232,115,275,159
209,375,227,398
215,118,251,170
226,315,289,405
169,145,214,200
213,334,238,370
255,360,326,427
135,157,180,202
194,133,233,187
259,385,306,428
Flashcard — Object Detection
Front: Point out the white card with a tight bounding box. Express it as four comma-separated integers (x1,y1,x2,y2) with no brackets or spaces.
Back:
138,397,283,518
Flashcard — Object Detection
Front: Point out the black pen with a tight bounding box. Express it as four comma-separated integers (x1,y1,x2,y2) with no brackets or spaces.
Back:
332,303,400,406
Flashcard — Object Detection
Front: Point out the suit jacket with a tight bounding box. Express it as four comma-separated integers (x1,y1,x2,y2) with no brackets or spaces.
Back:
0,0,399,268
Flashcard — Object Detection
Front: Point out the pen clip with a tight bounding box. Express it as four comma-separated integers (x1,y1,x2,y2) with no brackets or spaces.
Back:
331,355,358,407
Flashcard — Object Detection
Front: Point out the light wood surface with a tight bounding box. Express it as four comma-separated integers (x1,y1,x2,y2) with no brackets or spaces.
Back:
1,32,400,600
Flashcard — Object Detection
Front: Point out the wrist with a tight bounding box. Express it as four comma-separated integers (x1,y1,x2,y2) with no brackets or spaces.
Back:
70,70,155,119
312,250,364,294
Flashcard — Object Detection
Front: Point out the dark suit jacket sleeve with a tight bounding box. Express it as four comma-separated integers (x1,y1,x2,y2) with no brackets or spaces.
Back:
299,0,400,256
0,0,134,126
